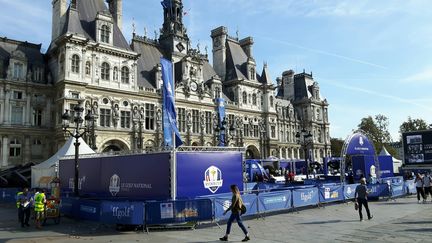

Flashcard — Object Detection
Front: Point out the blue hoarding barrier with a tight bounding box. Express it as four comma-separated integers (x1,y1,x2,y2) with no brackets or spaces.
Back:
0,188,19,203
257,190,292,213
319,184,344,203
212,193,258,220
390,181,406,197
78,199,101,221
367,184,389,198
145,199,213,225
60,197,79,217
100,201,145,225
344,184,360,199
405,180,416,194
292,187,319,208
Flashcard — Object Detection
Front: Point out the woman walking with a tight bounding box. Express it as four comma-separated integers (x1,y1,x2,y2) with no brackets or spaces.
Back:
355,178,373,221
415,173,426,203
220,184,250,242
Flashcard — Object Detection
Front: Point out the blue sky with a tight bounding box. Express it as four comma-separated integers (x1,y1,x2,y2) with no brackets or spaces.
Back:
1,0,431,140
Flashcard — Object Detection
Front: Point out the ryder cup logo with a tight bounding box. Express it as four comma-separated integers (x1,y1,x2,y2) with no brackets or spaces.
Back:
109,174,121,196
203,165,223,193
359,137,364,146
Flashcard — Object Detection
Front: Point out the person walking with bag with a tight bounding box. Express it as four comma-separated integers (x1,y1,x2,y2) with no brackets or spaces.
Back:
423,172,432,202
355,178,373,221
220,184,250,242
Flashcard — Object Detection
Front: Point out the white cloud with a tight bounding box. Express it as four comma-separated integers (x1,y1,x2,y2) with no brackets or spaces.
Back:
402,67,432,83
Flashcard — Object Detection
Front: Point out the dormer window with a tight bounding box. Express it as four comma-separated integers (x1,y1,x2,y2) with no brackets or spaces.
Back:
14,62,23,79
252,93,257,105
101,25,110,43
250,67,255,80
71,54,80,73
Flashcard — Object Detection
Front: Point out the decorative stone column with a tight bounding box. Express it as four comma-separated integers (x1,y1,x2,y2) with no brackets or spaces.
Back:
2,136,8,167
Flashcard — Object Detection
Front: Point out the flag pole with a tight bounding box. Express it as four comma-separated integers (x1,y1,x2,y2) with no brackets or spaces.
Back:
171,58,177,201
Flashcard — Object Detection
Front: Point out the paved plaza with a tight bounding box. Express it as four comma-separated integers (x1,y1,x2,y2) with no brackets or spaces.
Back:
0,195,431,243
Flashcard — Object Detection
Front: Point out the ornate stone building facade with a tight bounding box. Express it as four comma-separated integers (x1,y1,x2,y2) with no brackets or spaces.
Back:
0,0,330,169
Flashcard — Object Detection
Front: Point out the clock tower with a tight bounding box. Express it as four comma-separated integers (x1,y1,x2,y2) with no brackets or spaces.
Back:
159,0,189,62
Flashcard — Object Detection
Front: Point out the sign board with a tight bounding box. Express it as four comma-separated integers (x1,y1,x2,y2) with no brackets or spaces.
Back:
403,130,432,164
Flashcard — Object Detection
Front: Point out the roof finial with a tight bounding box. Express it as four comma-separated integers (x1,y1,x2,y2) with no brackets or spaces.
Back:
236,26,239,40
154,29,158,40
197,40,200,52
264,61,268,68
205,45,208,55
144,26,147,38
132,17,136,35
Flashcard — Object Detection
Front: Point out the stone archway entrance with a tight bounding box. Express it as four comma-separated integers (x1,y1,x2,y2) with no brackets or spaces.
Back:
246,145,260,159
101,140,129,153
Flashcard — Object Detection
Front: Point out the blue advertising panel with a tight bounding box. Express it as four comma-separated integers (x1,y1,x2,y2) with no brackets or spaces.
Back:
78,199,101,221
346,133,376,156
319,184,344,203
99,153,171,200
212,193,258,220
0,187,19,203
405,179,416,194
145,199,213,225
292,187,319,208
257,191,292,212
352,155,376,181
367,184,389,198
378,156,394,178
344,184,360,199
176,151,243,198
60,197,79,217
100,201,144,225
59,159,75,191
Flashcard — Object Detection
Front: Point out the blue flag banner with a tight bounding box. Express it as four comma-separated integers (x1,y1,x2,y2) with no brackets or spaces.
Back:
161,58,183,148
216,98,225,146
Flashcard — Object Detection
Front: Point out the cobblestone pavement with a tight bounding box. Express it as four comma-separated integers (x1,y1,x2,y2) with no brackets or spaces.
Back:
1,195,431,243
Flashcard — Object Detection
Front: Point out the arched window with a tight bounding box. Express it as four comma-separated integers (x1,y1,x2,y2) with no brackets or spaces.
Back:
85,61,91,76
101,62,110,80
121,66,129,84
10,138,21,157
101,25,110,43
252,93,257,105
242,92,247,104
113,67,118,81
71,54,80,73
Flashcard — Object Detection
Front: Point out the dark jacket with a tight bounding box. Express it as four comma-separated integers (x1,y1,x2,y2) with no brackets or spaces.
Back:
227,194,242,214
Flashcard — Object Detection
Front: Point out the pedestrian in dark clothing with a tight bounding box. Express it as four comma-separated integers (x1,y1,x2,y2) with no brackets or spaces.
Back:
18,188,32,227
355,178,373,221
415,173,426,203
423,172,432,202
220,184,250,242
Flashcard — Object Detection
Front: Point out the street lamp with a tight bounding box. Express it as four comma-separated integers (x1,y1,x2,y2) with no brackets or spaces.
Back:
296,129,313,179
61,102,94,197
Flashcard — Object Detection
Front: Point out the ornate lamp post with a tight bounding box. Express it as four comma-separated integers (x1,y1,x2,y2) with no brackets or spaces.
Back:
61,102,95,197
296,129,313,179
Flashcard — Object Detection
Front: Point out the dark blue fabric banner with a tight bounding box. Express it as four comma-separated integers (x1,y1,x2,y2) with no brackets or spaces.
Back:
100,201,144,225
343,184,360,199
346,133,376,156
257,191,292,212
0,187,19,203
378,156,394,178
292,187,319,208
216,98,226,146
161,57,183,148
78,200,101,221
367,184,389,198
145,199,213,225
319,184,344,203
60,197,79,217
212,193,258,220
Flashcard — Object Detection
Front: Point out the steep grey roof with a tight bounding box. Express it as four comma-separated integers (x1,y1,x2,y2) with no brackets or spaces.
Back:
294,73,314,100
202,61,217,82
132,38,165,89
0,38,44,64
59,0,131,50
260,64,272,85
225,40,247,81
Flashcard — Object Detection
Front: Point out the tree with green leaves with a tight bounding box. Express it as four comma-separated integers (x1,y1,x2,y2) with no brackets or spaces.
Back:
399,117,429,138
358,114,393,155
330,138,344,157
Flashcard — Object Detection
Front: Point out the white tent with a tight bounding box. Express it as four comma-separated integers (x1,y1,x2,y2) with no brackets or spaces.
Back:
379,147,402,173
31,136,95,188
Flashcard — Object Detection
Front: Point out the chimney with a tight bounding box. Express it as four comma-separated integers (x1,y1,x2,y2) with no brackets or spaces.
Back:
51,0,67,40
239,37,254,58
211,26,228,81
107,0,123,31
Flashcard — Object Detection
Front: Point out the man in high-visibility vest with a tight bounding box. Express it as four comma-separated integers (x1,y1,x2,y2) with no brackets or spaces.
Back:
17,188,31,227
16,190,23,222
34,188,46,229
